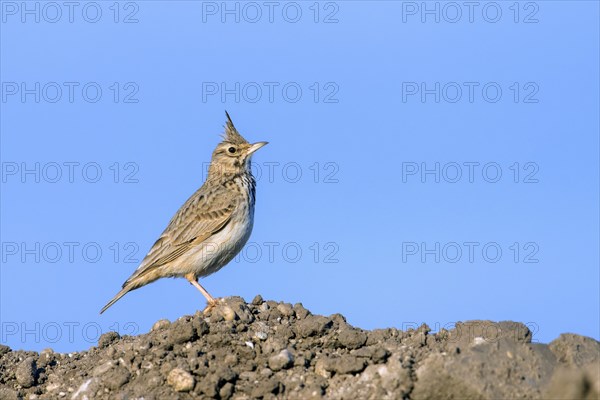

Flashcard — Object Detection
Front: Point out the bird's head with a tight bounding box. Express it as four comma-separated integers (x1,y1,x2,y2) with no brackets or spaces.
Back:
208,112,268,179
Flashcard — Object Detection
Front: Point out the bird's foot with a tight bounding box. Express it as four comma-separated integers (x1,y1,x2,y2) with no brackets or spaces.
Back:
202,298,221,314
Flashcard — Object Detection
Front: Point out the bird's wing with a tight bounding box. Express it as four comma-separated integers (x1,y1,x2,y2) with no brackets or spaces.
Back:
123,185,237,286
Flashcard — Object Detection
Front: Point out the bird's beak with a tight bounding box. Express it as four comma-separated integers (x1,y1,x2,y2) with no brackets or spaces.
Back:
247,141,268,155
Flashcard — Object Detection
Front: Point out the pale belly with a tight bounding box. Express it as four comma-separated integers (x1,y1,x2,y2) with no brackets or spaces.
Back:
169,204,254,278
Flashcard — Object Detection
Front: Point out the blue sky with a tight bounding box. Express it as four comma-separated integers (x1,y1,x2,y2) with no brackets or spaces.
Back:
1,1,598,352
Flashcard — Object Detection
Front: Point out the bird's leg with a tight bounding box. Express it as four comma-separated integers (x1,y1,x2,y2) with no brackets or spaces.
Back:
185,273,218,311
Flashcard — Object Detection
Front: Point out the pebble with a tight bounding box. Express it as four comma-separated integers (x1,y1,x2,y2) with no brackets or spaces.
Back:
220,305,238,322
92,361,114,377
0,345,11,357
151,319,171,331
338,328,368,349
315,354,366,376
97,332,120,349
220,382,234,399
268,349,294,371
295,315,332,338
276,303,295,317
254,322,269,340
168,322,197,344
16,356,36,388
167,368,195,392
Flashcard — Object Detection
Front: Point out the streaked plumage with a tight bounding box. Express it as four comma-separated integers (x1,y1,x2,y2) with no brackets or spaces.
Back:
100,112,267,314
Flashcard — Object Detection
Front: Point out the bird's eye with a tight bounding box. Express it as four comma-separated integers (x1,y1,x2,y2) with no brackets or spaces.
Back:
228,147,236,154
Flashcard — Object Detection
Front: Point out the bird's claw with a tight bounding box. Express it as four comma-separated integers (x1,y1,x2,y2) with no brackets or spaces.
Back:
202,298,220,314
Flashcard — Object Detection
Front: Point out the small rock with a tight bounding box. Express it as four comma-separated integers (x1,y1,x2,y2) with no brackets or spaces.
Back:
217,366,238,383
269,349,294,371
219,382,234,399
97,331,120,348
277,303,295,317
219,305,238,322
314,358,332,378
228,300,255,323
252,294,264,305
37,348,55,368
366,329,392,345
92,361,114,377
549,334,600,368
251,378,281,398
104,366,131,390
293,303,310,319
168,322,197,344
315,354,366,376
151,319,171,331
351,346,390,363
295,316,332,338
0,344,11,356
0,388,19,400
333,355,366,374
338,328,367,350
192,318,209,336
16,356,37,388
196,375,219,397
255,331,268,341
259,303,270,312
448,320,530,349
167,368,195,392
253,322,269,341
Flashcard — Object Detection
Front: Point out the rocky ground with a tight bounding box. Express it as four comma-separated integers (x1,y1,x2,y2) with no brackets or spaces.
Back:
0,296,598,399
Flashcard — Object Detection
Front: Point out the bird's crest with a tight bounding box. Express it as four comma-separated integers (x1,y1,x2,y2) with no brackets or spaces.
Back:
223,111,248,145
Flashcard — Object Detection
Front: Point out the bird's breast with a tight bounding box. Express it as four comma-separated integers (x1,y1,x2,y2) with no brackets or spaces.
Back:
187,195,255,278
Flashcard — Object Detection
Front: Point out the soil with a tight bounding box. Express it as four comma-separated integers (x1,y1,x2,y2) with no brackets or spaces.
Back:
0,296,598,399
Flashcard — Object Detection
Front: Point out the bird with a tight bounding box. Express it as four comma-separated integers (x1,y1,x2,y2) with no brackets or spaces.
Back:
100,112,268,314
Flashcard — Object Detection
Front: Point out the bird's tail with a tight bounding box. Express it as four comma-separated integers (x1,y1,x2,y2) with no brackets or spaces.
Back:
100,266,164,314
100,285,134,314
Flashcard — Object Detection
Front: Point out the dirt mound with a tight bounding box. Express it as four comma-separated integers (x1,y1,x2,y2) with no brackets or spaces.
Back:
0,296,598,399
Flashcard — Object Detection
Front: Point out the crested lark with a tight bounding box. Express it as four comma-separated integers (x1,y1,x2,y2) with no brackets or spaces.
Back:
100,112,267,314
